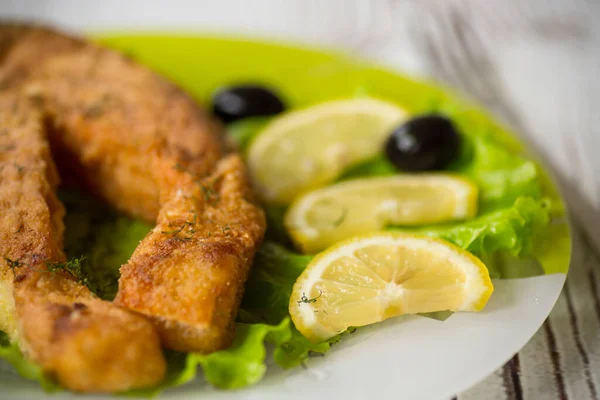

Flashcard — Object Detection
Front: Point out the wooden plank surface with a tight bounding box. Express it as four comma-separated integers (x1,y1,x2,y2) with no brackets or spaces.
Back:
1,1,598,399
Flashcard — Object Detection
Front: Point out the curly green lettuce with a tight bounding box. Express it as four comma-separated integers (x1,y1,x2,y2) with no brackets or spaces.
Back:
0,333,58,392
414,197,550,259
130,319,292,396
60,191,153,300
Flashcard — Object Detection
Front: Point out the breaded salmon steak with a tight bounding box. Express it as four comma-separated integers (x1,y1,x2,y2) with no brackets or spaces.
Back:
0,22,266,389
0,92,166,392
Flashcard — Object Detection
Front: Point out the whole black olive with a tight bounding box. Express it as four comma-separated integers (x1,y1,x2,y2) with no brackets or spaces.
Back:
211,84,286,123
384,115,461,171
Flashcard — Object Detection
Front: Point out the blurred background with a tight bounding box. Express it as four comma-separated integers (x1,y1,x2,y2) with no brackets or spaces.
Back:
1,1,598,399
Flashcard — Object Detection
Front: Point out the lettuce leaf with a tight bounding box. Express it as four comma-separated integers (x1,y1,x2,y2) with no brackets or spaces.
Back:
239,241,312,324
137,319,341,396
237,243,352,368
274,328,332,368
228,117,271,152
195,321,290,389
60,191,152,300
451,136,541,212
0,333,59,392
131,318,302,396
238,243,331,369
413,197,551,259
176,320,292,390
390,196,551,278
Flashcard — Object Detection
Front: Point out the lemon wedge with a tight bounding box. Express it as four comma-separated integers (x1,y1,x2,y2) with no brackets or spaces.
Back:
247,98,407,205
284,174,478,254
289,233,493,343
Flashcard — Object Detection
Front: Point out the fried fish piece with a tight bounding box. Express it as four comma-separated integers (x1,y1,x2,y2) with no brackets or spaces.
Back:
0,93,166,392
0,23,266,357
117,154,265,352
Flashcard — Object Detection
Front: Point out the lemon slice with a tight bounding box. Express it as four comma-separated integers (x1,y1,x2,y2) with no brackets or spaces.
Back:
284,174,478,254
247,98,408,205
290,233,493,343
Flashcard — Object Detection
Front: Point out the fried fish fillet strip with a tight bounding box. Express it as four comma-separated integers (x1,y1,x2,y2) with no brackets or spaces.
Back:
0,24,266,354
0,93,166,392
117,154,265,352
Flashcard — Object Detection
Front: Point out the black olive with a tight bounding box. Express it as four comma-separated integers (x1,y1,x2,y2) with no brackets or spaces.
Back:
211,85,286,123
384,115,460,171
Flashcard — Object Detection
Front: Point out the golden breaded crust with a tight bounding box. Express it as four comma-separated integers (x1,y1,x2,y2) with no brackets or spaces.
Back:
0,21,266,382
0,92,166,392
117,155,265,352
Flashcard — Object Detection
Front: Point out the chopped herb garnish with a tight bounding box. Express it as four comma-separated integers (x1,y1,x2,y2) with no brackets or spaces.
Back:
173,163,188,173
13,163,24,173
161,225,185,236
172,163,223,206
221,224,232,236
83,93,112,120
3,256,24,277
297,290,322,305
83,103,105,119
171,163,223,207
47,256,88,285
161,212,197,241
200,184,221,205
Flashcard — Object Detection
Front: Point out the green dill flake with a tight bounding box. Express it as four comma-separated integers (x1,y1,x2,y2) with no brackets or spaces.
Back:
297,290,322,305
200,184,220,205
47,256,88,285
172,163,203,181
173,163,188,173
161,225,185,236
161,212,197,241
221,224,232,236
59,189,153,300
3,256,24,277
172,164,222,206
13,163,24,173
83,103,105,119
83,93,112,120
176,231,196,241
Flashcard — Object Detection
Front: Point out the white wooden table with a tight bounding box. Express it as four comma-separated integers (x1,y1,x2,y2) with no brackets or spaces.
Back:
1,1,598,399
